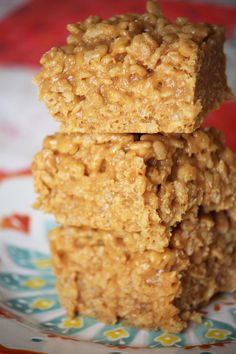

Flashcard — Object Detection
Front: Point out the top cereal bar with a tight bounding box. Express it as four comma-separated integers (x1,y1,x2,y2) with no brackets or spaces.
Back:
34,0,232,134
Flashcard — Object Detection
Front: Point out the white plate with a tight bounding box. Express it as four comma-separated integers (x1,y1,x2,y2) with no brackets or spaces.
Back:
0,175,236,354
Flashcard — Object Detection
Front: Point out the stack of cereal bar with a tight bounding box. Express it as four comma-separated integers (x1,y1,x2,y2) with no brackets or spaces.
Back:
32,1,236,332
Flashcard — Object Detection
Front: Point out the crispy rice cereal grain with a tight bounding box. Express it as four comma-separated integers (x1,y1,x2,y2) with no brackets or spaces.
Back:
34,1,232,134
49,210,236,332
32,128,236,251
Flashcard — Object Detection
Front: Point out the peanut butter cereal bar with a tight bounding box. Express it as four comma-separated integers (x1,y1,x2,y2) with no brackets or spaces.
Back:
49,210,236,332
34,1,232,134
32,128,236,251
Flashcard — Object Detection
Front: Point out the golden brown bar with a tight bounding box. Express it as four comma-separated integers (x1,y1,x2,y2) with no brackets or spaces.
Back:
49,210,236,332
34,1,232,134
32,128,236,251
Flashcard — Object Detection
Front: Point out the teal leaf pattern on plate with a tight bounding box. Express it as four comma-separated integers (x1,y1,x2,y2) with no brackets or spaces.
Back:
229,307,236,324
40,315,97,335
7,245,52,271
92,323,138,346
194,317,236,343
0,272,55,291
5,293,60,314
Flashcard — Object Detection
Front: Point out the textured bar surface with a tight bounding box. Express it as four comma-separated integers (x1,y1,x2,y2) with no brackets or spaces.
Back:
34,1,232,134
33,128,236,251
49,210,236,332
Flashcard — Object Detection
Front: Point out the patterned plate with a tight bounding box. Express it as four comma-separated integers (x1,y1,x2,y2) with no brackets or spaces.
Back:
0,174,236,354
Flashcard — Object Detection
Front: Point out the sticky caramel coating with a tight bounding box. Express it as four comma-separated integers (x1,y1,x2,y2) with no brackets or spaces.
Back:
34,1,232,134
49,210,236,332
32,128,236,250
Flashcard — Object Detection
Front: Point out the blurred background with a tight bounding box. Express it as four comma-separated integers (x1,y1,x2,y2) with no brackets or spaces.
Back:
0,0,236,176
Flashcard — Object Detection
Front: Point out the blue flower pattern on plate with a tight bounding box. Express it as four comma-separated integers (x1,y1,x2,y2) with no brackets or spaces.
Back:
5,293,60,314
92,323,138,346
40,315,97,335
0,272,55,291
194,317,236,343
7,245,52,271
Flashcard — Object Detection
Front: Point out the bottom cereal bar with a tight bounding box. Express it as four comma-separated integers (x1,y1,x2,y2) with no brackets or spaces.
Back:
49,210,236,332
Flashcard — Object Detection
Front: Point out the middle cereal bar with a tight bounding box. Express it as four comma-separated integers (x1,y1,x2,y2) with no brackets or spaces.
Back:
32,128,236,251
